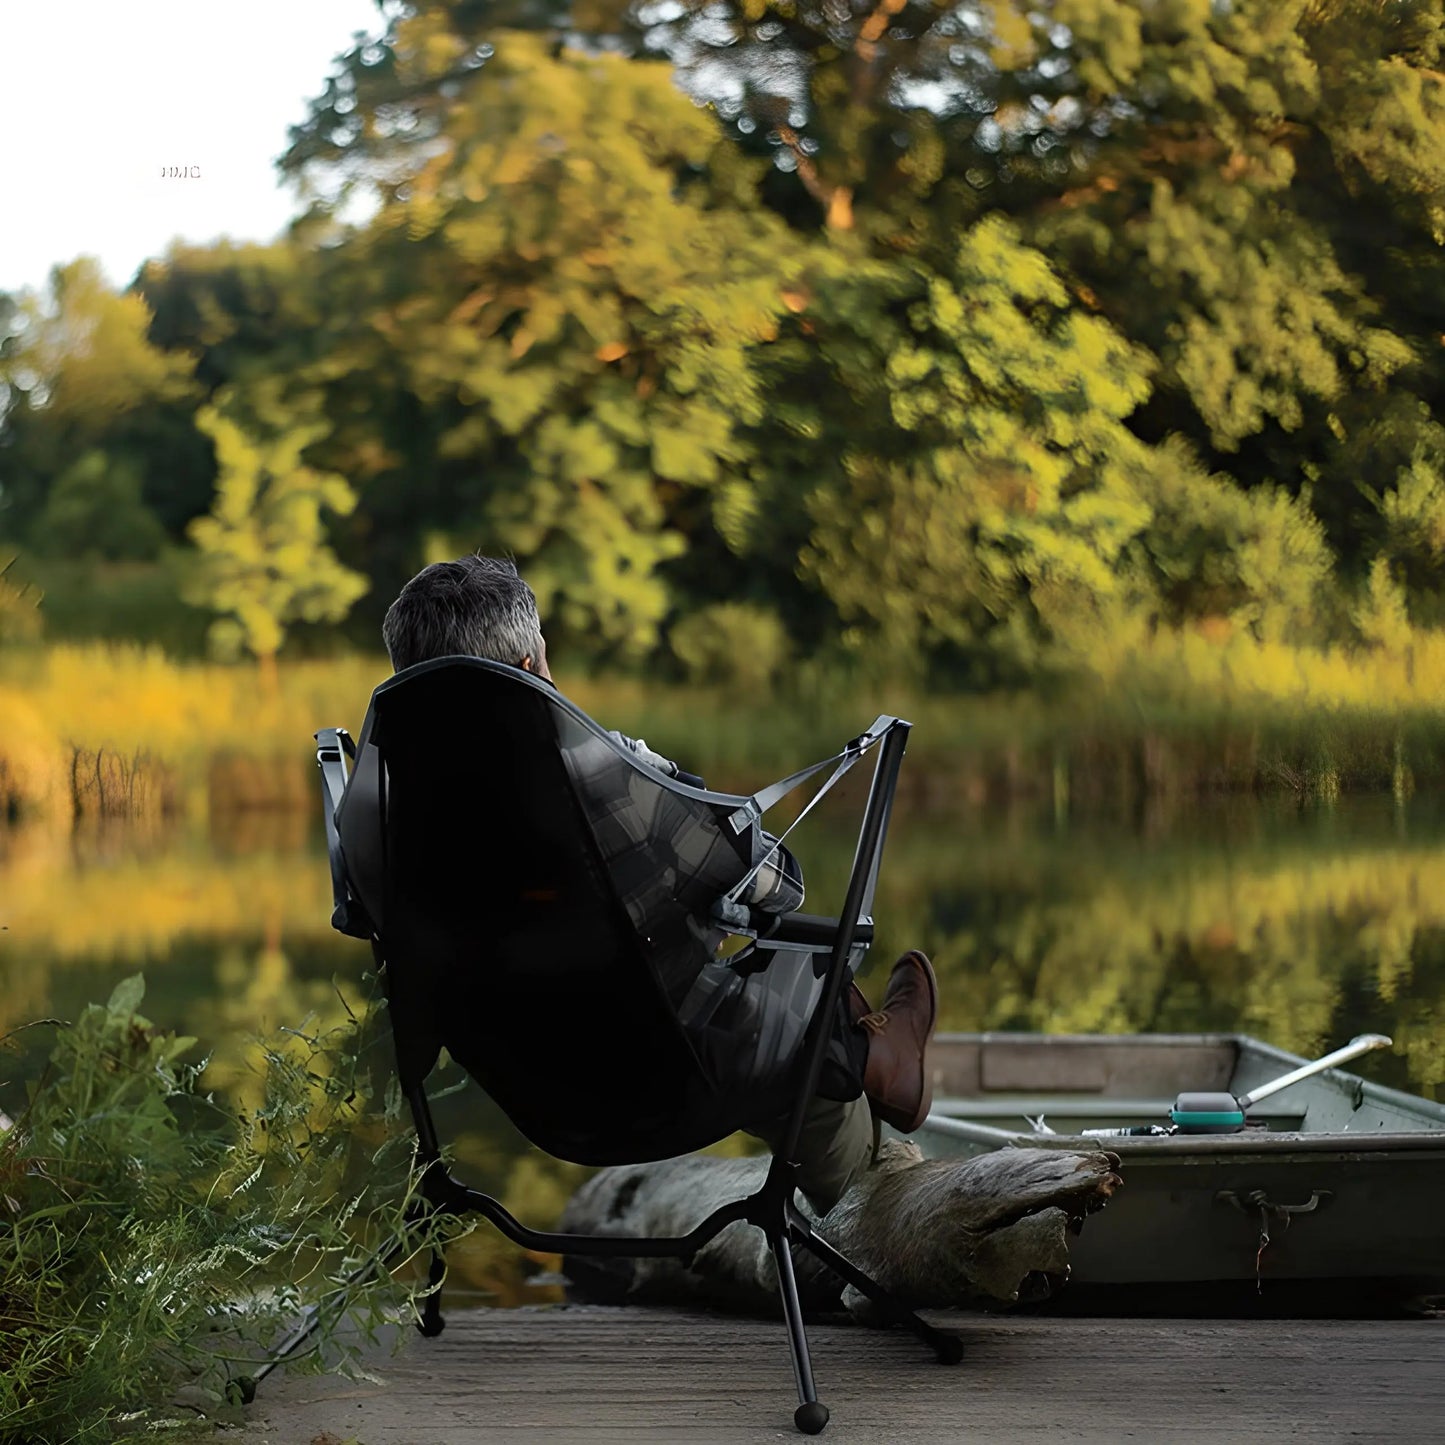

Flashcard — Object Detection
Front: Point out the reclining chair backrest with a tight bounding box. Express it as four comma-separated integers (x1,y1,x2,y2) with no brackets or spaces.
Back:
335,657,816,1164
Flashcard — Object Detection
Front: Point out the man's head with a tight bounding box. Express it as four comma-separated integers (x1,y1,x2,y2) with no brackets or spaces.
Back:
382,554,550,678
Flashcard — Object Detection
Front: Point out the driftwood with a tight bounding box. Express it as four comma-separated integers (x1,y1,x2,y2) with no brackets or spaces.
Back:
560,1140,1121,1321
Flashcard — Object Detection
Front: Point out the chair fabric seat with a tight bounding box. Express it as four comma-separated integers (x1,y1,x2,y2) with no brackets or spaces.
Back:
334,658,828,1164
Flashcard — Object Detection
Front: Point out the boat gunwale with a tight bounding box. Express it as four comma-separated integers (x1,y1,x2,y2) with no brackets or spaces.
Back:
919,1028,1445,1150
928,1030,1445,1128
917,1114,1445,1158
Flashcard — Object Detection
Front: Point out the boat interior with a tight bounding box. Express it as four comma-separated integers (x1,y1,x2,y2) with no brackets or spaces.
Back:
925,1032,1445,1139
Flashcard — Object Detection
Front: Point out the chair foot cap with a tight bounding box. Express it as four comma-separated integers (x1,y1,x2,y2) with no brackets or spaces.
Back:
794,1401,830,1435
932,1332,964,1365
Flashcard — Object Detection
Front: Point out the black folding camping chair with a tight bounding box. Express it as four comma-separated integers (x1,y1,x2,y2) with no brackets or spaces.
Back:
307,657,961,1435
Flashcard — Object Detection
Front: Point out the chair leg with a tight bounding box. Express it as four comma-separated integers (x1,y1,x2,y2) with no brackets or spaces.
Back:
789,1214,963,1365
769,1227,830,1435
418,1237,447,1338
251,1237,408,1388
404,1084,451,1338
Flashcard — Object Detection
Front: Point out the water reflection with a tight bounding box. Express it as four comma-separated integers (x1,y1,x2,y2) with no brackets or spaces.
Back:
3,790,1443,1299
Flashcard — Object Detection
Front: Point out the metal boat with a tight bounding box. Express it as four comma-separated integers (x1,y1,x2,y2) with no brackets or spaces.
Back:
903,1032,1445,1306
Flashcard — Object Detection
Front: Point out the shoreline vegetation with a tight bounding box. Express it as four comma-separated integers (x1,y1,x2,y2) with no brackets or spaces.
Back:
3,634,1445,826
0,3,1441,833
0,976,439,1445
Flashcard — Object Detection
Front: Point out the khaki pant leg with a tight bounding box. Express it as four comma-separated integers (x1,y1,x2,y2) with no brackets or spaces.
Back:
744,1093,878,1216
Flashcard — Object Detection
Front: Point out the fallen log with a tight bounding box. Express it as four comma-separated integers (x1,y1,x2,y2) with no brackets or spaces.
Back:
559,1139,1122,1320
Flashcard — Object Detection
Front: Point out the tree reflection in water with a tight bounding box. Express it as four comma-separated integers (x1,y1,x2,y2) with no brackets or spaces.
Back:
4,792,1443,1302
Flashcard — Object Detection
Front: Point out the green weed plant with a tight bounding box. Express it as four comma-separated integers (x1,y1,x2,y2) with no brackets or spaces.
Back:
0,976,448,1445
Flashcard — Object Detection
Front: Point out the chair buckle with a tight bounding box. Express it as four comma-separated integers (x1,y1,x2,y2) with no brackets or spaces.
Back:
710,896,753,933
726,803,757,836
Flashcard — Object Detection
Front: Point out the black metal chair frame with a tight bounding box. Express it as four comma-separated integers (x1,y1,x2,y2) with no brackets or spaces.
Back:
301,697,961,1437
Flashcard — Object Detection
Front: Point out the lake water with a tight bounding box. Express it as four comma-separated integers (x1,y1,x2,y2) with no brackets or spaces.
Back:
4,780,1443,1302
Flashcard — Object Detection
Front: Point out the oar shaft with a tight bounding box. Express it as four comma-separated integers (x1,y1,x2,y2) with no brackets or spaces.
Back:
1238,1034,1392,1109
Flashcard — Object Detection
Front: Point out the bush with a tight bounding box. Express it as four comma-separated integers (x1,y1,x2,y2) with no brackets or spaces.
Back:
5,553,213,654
669,602,790,690
33,450,167,562
1128,438,1334,644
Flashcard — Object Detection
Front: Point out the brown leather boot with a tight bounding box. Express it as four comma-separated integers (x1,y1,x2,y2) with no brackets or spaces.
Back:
847,979,871,1025
856,950,938,1133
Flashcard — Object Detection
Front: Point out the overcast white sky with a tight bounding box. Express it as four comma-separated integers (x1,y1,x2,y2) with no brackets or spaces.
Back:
0,0,384,296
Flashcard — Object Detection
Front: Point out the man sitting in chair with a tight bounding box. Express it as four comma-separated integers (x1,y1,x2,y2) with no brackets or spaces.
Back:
381,553,940,1215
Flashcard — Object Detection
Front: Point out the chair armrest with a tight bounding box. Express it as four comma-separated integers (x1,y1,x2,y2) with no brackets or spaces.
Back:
757,911,874,948
315,726,373,940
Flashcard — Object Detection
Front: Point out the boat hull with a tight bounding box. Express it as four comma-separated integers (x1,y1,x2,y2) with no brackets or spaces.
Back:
907,1033,1445,1300
922,1127,1445,1293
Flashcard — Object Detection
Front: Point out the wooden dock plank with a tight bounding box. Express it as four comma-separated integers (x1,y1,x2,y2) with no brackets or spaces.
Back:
239,1306,1444,1444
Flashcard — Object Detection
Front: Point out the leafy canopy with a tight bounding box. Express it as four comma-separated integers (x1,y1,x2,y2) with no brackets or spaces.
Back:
184,380,368,668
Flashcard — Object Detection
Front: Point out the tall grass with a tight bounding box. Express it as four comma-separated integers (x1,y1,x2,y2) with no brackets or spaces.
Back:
0,693,72,824
578,629,1445,798
3,629,1445,817
0,646,385,822
0,644,383,770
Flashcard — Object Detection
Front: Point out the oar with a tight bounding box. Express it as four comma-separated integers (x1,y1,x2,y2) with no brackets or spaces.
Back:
1235,1033,1393,1110
1084,1033,1393,1138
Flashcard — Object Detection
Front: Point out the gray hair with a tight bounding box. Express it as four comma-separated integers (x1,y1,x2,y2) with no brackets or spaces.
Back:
382,555,544,672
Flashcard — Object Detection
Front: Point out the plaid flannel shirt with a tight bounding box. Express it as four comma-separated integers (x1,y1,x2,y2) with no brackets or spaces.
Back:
609,730,805,916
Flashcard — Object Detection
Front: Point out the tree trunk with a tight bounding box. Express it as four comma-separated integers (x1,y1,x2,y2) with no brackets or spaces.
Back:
559,1140,1122,1320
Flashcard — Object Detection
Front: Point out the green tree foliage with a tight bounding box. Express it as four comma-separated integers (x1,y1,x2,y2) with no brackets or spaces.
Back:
184,382,368,683
670,601,792,688
139,239,327,390
134,240,339,533
0,557,42,645
294,34,797,655
1353,555,1415,653
2,2,1441,681
1126,436,1334,643
790,216,1154,674
0,258,196,427
271,0,1445,675
0,260,196,547
1364,426,1445,625
1007,0,1445,586
33,449,167,561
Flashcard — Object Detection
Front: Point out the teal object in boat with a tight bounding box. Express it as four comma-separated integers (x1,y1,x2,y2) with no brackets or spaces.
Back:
1171,1092,1247,1132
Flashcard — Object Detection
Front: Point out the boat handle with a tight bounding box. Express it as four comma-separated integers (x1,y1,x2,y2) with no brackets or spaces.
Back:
1216,1188,1333,1218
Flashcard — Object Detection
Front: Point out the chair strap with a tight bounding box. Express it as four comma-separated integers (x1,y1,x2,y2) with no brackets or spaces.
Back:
723,716,897,905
